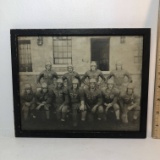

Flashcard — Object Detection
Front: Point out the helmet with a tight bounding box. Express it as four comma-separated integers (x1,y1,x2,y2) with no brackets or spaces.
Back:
89,78,96,83
107,79,114,84
127,83,134,89
116,61,122,66
90,61,97,66
45,61,52,66
24,84,31,90
72,79,79,84
57,78,63,83
67,64,73,68
41,82,48,88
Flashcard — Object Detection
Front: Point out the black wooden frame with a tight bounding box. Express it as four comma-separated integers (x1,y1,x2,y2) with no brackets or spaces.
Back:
10,28,150,138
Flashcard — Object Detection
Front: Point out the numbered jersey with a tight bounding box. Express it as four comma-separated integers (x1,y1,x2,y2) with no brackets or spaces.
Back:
37,70,58,85
102,87,119,104
120,93,139,105
21,91,35,103
82,69,105,82
36,89,53,104
53,88,68,105
68,88,82,104
82,88,102,107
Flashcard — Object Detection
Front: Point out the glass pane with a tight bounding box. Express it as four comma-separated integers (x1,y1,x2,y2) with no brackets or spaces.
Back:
68,59,71,64
54,46,58,52
53,41,58,46
68,52,72,57
68,47,72,52
57,40,62,46
63,46,67,52
59,47,63,52
68,40,72,46
67,37,72,40
53,37,58,40
63,52,67,57
62,41,67,46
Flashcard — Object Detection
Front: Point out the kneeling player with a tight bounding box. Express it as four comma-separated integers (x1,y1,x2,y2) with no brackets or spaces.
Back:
36,82,53,120
81,78,103,121
68,79,86,127
21,84,35,120
119,83,140,124
53,78,69,122
101,79,120,122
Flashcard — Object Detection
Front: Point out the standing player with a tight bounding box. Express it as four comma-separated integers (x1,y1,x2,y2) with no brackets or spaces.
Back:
81,78,103,121
119,83,140,124
52,78,69,122
36,82,53,120
37,61,58,85
81,61,106,88
68,79,86,127
107,61,132,91
101,79,120,122
62,64,81,89
21,84,35,120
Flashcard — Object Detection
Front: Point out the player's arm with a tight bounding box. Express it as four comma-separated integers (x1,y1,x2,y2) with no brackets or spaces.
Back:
124,71,132,83
52,71,58,79
92,91,103,112
107,71,114,80
81,72,88,83
99,70,106,81
37,71,44,84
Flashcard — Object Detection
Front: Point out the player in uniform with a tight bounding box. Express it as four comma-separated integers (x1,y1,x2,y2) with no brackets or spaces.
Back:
52,78,69,122
119,83,140,124
62,64,81,89
107,61,132,91
35,82,54,120
81,61,106,88
37,61,58,85
81,78,103,121
21,84,36,120
101,79,120,121
68,79,86,127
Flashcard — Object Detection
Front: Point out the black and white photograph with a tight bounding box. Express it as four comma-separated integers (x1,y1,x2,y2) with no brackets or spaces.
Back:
11,29,150,138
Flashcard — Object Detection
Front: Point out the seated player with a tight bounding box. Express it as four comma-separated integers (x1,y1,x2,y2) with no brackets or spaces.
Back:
35,82,53,120
68,79,86,127
81,78,103,121
21,84,35,120
37,61,58,85
119,83,140,124
101,79,120,122
52,78,69,122
62,64,81,89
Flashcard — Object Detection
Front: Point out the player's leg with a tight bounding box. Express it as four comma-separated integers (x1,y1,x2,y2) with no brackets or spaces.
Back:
61,105,69,121
97,105,104,120
113,103,120,120
121,104,128,124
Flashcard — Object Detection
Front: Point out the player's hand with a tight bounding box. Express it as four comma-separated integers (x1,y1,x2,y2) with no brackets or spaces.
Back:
79,104,85,111
25,102,30,107
91,106,97,113
108,103,112,108
128,106,133,111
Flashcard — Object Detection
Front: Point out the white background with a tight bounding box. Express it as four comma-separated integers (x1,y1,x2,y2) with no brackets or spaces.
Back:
0,0,160,159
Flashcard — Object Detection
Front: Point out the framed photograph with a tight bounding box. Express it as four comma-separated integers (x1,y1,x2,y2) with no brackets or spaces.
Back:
11,29,150,138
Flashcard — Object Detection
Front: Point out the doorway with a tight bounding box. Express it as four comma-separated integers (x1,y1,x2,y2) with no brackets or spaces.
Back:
91,38,110,71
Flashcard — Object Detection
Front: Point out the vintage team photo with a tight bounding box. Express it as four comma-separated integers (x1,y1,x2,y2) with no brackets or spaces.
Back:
18,35,143,131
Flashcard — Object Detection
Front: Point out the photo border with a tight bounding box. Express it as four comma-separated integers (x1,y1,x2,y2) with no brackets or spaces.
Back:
10,28,150,138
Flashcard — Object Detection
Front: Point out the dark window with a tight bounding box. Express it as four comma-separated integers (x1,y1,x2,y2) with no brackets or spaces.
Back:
18,40,32,72
53,37,72,64
91,38,110,71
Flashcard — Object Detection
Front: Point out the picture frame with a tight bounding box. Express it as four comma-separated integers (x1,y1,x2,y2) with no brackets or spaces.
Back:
11,28,150,138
